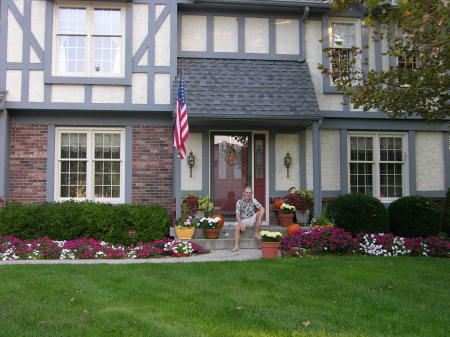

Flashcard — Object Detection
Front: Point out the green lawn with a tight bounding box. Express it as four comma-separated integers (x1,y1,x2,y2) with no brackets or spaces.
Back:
0,256,449,337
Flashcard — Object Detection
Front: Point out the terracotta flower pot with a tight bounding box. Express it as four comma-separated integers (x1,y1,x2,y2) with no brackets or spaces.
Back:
176,227,195,240
278,213,295,227
203,228,220,239
260,241,280,259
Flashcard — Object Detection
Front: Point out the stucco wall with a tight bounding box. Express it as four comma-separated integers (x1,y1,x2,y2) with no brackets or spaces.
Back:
181,133,202,191
275,134,299,191
416,131,445,191
321,129,340,191
305,20,343,112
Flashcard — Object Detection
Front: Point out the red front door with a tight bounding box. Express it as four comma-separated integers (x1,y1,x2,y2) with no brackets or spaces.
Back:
253,134,266,211
212,133,250,216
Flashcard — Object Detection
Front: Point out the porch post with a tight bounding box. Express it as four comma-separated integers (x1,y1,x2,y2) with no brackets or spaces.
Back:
0,108,10,205
312,120,322,217
173,148,181,219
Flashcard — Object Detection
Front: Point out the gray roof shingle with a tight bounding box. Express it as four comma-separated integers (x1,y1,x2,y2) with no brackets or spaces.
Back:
176,58,320,118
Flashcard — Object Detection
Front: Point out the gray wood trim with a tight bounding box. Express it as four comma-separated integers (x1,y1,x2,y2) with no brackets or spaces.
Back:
45,124,55,202
269,132,276,197
444,132,450,190
339,129,348,195
322,118,449,131
0,110,10,200
0,0,8,90
408,131,416,195
312,120,322,216
125,125,133,203
201,131,210,196
416,191,447,198
299,129,306,190
178,12,304,61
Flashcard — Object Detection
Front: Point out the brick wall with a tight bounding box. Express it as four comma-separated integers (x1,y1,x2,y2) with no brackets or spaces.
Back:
0,196,4,209
132,126,174,217
9,124,48,203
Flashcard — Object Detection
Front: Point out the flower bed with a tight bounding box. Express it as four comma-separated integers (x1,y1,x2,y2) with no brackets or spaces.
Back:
280,227,450,258
0,236,209,261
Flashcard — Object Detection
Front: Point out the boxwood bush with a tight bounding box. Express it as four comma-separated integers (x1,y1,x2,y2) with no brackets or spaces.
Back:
326,194,389,234
0,201,169,244
389,196,441,238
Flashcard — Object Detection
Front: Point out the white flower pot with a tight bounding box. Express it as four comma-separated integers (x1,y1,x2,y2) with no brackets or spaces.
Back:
295,210,310,225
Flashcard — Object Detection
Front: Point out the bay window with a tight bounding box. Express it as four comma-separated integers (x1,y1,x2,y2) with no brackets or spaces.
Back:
349,133,408,201
55,128,125,202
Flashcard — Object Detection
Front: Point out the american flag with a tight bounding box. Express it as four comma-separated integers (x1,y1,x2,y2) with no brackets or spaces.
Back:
174,72,189,159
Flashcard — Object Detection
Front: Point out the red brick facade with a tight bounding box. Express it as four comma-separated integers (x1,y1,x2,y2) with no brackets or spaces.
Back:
0,196,4,209
9,124,48,203
132,126,174,216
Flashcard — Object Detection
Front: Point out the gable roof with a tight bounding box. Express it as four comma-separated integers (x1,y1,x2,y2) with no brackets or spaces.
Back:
176,58,320,119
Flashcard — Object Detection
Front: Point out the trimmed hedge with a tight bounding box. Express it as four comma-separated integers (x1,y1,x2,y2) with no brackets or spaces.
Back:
0,201,169,244
326,194,389,234
389,196,441,238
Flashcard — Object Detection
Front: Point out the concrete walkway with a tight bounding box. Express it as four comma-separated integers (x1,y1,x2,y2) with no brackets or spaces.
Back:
0,249,263,265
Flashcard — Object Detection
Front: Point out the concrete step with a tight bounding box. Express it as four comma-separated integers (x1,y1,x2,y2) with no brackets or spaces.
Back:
191,238,260,250
170,225,289,240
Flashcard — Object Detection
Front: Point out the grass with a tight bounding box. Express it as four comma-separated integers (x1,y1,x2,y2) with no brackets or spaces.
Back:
0,256,449,337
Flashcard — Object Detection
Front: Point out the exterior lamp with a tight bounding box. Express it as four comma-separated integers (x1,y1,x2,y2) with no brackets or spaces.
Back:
187,151,195,178
284,152,292,178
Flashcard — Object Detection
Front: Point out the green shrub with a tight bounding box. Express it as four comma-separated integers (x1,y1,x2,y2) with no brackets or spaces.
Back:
389,196,441,237
0,201,169,244
442,188,450,237
326,194,389,234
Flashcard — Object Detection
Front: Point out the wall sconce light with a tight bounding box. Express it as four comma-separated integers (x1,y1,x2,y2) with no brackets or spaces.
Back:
187,151,195,178
284,152,292,178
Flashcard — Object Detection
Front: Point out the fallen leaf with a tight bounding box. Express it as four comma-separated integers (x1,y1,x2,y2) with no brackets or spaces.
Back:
75,290,83,294
70,298,75,302
304,287,311,290
301,320,312,327
83,310,88,315
235,306,244,311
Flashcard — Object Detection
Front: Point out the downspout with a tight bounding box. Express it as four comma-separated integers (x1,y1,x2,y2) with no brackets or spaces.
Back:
298,6,309,62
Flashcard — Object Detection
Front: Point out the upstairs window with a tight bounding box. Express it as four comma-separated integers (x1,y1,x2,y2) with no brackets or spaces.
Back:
398,54,418,70
329,21,357,83
54,3,124,77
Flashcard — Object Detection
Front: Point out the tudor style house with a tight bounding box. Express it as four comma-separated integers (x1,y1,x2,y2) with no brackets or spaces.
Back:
0,0,448,224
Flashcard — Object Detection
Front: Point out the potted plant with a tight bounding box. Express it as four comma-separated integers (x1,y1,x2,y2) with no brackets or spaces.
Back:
259,230,283,258
175,216,197,240
278,203,296,227
197,196,215,218
284,190,313,225
310,216,334,229
181,193,199,217
198,217,221,239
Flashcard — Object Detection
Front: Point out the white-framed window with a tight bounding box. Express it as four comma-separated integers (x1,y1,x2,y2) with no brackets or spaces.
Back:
348,132,408,202
55,127,125,203
328,19,360,83
53,2,125,77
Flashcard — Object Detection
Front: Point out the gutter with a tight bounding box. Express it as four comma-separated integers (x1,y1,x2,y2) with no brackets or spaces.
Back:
190,0,331,8
298,6,310,62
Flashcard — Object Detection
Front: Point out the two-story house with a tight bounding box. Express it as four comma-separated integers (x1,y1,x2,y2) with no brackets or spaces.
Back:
0,0,448,224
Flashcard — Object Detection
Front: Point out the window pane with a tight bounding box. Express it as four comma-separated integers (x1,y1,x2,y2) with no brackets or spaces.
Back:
94,160,120,199
379,163,403,198
60,160,87,198
93,9,121,35
95,133,121,159
92,37,121,74
349,136,372,162
59,8,87,34
57,36,86,73
332,23,355,48
350,163,373,196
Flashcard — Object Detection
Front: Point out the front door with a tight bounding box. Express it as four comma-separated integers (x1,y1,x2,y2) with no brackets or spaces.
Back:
212,133,251,217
